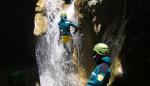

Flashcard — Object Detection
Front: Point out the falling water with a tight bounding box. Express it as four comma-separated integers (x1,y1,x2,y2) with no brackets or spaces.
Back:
35,0,81,86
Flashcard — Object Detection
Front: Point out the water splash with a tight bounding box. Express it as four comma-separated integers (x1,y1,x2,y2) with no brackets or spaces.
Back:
35,0,82,86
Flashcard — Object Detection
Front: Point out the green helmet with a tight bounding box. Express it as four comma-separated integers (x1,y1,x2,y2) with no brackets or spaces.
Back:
60,12,67,19
93,43,109,55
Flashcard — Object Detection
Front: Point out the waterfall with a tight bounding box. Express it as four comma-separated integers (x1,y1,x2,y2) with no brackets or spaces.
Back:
35,0,82,86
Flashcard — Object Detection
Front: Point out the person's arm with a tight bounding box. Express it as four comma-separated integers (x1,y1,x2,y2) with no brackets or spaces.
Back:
97,63,110,86
87,63,109,86
87,65,102,86
69,21,79,34
86,69,98,86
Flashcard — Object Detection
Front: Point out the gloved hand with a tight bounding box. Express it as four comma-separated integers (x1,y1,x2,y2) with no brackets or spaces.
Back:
73,31,77,34
73,27,79,34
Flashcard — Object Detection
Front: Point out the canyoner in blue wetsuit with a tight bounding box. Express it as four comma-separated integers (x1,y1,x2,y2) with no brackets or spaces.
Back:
87,43,111,86
58,12,79,61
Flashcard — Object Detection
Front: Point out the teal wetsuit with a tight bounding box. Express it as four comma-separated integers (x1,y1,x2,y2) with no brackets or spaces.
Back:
58,17,78,62
87,56,111,86
58,18,78,36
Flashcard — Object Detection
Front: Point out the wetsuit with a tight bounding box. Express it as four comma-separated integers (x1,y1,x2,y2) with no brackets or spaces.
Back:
87,56,111,86
58,18,78,44
58,17,78,73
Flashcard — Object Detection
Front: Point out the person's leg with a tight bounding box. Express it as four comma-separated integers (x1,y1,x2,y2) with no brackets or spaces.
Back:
63,43,73,73
70,38,74,55
63,43,71,60
62,36,73,58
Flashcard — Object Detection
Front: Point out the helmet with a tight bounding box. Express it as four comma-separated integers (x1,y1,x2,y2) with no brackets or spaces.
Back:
60,12,67,19
93,43,109,55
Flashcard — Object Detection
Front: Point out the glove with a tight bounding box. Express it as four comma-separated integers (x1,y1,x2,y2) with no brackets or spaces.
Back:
73,27,79,34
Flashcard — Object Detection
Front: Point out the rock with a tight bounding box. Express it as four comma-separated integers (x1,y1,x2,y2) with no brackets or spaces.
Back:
34,13,48,36
33,0,48,36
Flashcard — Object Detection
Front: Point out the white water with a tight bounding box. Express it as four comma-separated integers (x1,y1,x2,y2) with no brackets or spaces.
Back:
35,0,81,86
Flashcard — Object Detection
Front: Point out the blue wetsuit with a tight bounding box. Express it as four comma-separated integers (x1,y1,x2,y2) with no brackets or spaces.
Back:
58,18,78,36
58,17,78,60
87,56,111,86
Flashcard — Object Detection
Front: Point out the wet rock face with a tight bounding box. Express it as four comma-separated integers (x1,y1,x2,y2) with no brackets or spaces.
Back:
122,0,150,86
1,0,39,86
34,0,48,36
1,0,36,64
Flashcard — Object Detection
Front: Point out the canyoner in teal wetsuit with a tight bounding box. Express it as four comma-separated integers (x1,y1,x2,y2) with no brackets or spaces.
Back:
58,12,79,61
58,12,78,37
87,43,111,86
